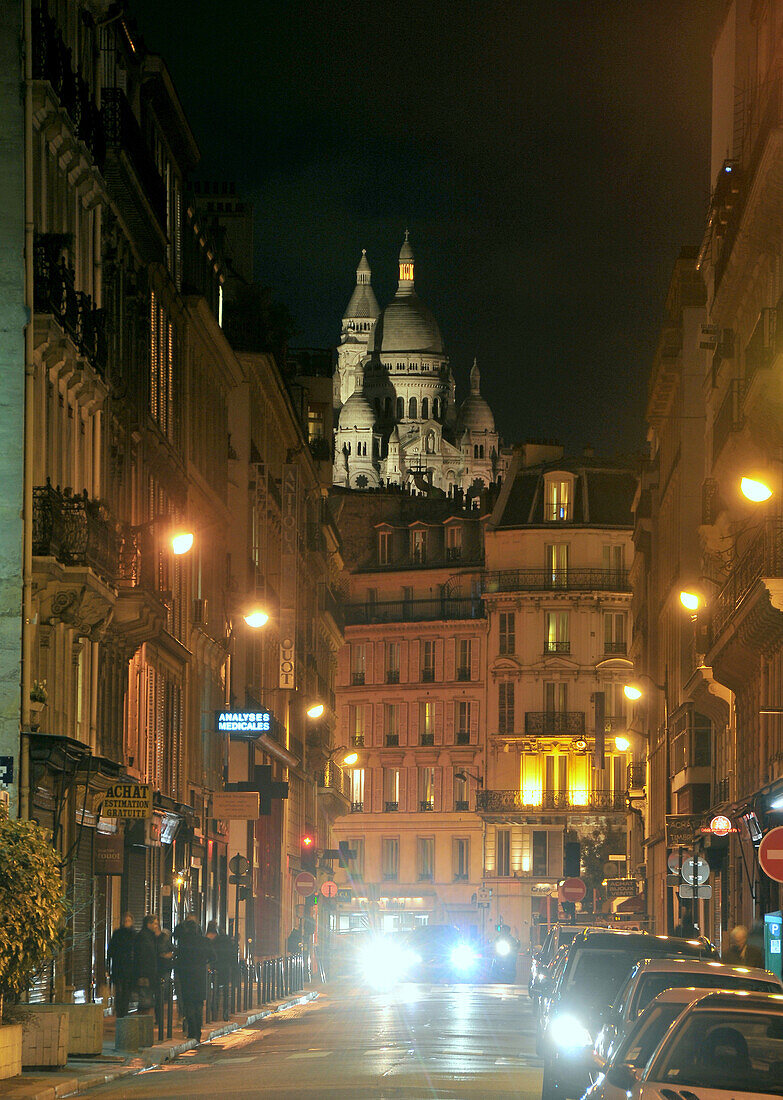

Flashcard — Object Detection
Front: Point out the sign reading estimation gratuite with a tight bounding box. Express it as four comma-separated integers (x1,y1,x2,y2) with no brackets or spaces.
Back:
102,782,153,819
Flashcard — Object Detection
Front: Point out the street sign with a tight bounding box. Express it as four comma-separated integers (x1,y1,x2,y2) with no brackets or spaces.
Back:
759,827,783,883
679,884,712,899
102,783,153,819
666,815,699,848
321,880,338,899
605,878,637,898
212,792,260,819
667,851,683,874
294,871,316,897
95,833,123,874
229,854,250,876
477,886,491,903
681,856,710,886
558,877,586,903
336,889,352,903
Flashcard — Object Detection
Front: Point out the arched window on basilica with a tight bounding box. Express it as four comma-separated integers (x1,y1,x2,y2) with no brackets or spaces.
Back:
397,396,404,419
421,397,429,419
409,397,417,419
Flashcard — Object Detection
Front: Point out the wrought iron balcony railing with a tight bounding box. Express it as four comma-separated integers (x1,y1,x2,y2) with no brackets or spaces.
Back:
33,483,120,585
524,712,586,737
476,789,626,813
34,235,107,375
344,596,484,625
603,640,627,655
711,518,783,640
101,87,167,232
544,641,570,655
318,762,350,800
627,762,646,790
483,568,630,594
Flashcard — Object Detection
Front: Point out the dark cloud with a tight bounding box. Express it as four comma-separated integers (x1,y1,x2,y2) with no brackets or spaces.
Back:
132,0,725,454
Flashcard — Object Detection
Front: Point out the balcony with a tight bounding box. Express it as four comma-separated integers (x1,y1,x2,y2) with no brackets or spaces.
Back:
476,789,626,814
711,518,783,642
351,801,363,813
446,546,462,561
714,776,731,804
351,671,365,686
385,734,399,747
455,800,469,812
456,666,471,681
350,734,364,747
420,733,434,746
524,712,586,737
712,379,744,463
345,596,484,625
318,762,351,808
386,669,400,684
321,583,344,632
744,308,777,397
603,641,627,656
543,641,570,655
419,800,434,812
483,568,630,594
101,87,167,259
384,801,398,812
455,731,470,745
34,235,107,377
627,762,646,791
33,483,120,586
421,667,435,683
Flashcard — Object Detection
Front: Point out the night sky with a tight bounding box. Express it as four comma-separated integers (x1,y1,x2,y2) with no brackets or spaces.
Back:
132,0,725,456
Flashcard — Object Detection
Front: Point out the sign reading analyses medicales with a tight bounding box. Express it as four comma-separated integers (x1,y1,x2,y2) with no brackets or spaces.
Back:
216,711,272,733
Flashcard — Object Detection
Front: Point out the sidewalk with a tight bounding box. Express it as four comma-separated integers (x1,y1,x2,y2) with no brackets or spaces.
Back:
2,988,320,1100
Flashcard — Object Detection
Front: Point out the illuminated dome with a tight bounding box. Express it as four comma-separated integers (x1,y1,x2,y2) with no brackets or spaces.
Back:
338,389,375,431
366,231,444,355
457,360,495,433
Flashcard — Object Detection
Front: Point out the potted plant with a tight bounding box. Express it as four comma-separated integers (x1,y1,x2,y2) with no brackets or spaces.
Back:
29,682,47,732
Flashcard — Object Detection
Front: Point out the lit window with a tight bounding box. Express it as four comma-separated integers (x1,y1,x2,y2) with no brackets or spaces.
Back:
378,529,391,565
544,476,572,522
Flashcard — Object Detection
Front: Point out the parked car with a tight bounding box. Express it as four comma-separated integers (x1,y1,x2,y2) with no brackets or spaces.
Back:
539,929,718,1100
595,956,782,1061
582,986,718,1100
615,989,783,1098
530,925,605,1009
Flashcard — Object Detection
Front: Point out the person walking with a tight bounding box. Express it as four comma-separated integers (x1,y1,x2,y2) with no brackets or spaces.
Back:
153,917,173,1032
205,920,236,1021
106,912,135,1018
722,924,764,967
134,915,159,1015
174,915,214,1041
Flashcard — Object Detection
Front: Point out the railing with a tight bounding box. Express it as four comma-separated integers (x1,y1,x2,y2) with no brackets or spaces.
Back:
350,734,364,747
351,671,365,685
483,568,630,594
712,378,744,462
101,87,167,229
476,789,627,813
386,669,400,683
419,800,434,811
420,733,434,746
384,801,398,812
455,799,469,811
385,734,399,747
456,666,471,681
321,583,344,630
455,731,470,745
714,776,731,803
351,801,363,813
318,762,350,800
603,641,627,655
744,307,777,393
543,641,570,655
33,483,120,584
422,667,435,682
202,952,308,1032
627,762,646,790
712,518,783,640
33,235,107,375
524,712,586,736
344,596,484,625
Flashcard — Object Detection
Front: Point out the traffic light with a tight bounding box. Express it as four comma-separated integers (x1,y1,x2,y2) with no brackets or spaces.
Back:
564,841,581,878
301,833,317,872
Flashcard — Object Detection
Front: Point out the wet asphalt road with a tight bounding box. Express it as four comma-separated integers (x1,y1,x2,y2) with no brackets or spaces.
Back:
89,980,543,1098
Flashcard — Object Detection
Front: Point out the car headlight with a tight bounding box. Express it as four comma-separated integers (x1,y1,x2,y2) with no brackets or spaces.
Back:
495,939,512,957
401,949,422,970
549,1013,593,1051
451,942,478,971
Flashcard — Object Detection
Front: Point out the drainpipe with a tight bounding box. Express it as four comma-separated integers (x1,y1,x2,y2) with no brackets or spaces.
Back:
20,0,34,820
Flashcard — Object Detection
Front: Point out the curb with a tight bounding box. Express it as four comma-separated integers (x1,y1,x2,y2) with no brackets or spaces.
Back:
15,990,319,1100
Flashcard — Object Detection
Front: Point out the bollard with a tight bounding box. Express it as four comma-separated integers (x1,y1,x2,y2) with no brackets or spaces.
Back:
166,979,173,1039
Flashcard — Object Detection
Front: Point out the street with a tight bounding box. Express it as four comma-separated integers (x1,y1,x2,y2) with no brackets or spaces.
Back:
89,981,542,1098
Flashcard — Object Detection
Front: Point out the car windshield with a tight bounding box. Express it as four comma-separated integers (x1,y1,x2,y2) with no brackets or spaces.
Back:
651,1008,783,1095
615,1002,687,1068
565,950,649,1007
632,972,779,1018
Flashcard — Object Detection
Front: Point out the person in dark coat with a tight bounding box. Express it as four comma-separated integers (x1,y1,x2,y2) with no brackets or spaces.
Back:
134,915,159,1014
107,912,136,1017
152,917,173,1030
174,915,215,1041
722,924,765,967
205,920,236,1021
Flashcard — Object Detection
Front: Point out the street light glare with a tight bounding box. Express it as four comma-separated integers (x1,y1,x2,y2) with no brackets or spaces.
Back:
171,531,194,555
614,735,631,752
623,684,643,701
679,590,700,612
342,751,359,766
741,476,773,503
243,609,269,629
306,702,325,719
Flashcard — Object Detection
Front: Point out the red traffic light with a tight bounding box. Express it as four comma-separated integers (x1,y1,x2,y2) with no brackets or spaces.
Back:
301,834,315,848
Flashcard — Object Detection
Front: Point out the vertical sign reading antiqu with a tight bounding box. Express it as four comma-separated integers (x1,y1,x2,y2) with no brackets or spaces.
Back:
279,464,298,689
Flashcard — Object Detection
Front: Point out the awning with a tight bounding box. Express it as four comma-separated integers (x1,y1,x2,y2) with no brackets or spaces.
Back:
615,893,646,913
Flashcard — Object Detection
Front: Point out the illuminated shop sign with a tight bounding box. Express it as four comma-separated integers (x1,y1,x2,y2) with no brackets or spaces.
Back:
216,710,272,733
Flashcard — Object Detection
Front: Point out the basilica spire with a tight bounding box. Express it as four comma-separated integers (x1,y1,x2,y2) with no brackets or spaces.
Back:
470,358,481,394
343,248,380,322
397,229,415,296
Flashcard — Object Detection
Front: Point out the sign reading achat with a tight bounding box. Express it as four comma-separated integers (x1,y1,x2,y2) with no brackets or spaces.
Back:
102,782,153,819
216,711,272,734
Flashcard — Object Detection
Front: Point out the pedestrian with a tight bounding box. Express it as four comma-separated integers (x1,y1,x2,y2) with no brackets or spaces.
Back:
722,924,764,967
134,914,159,1015
286,926,303,954
205,920,237,1021
174,914,215,1042
154,917,173,1031
107,912,136,1018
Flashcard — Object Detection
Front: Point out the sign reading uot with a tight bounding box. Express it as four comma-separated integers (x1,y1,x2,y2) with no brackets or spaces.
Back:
102,783,153,819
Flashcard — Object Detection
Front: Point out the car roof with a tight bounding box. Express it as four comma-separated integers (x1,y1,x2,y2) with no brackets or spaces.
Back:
650,985,778,1005
684,989,783,1010
630,957,778,979
572,929,713,951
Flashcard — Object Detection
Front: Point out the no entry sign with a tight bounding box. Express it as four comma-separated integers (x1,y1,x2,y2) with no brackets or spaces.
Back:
558,877,586,903
759,827,783,883
294,871,316,897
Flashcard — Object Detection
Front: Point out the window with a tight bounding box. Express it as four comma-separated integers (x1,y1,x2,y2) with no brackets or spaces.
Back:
544,611,569,653
419,701,434,745
453,838,470,881
378,530,391,565
544,476,572,522
544,754,568,796
417,837,435,880
347,837,364,879
150,292,174,439
384,703,399,746
350,768,365,811
544,681,568,713
455,700,472,745
495,829,511,876
396,396,404,420
532,831,548,876
384,768,400,810
498,681,515,734
454,771,469,811
386,642,400,684
611,753,627,795
457,638,472,680
603,612,626,654
419,766,435,810
402,585,413,606
421,397,429,419
422,639,435,682
408,396,417,419
411,529,427,564
603,544,625,577
433,398,440,419
351,644,366,685
307,405,325,442
499,612,516,655
446,524,462,560
545,543,569,587
382,838,399,881
383,396,391,418
349,705,365,746
604,682,626,722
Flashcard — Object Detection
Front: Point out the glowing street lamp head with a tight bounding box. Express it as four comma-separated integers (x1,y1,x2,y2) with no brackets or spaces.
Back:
623,684,643,701
741,476,773,503
171,531,194,556
243,609,269,629
306,702,325,720
342,751,359,766
614,735,631,752
679,590,700,612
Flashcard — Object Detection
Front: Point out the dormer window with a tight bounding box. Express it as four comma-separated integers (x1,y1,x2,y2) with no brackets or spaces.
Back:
544,474,573,522
446,525,462,561
378,529,391,565
411,529,427,564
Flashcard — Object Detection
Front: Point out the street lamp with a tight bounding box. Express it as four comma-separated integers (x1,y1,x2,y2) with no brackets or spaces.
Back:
243,608,269,629
170,530,195,555
614,735,631,752
454,768,483,787
741,476,773,503
306,702,325,720
679,589,701,612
